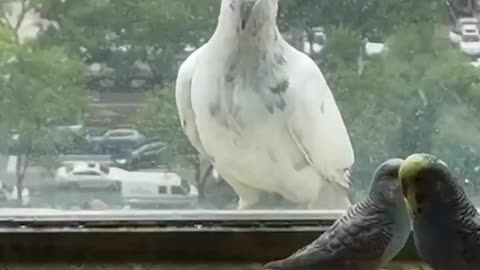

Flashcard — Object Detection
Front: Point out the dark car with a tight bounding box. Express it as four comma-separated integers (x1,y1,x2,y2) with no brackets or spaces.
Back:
111,141,168,170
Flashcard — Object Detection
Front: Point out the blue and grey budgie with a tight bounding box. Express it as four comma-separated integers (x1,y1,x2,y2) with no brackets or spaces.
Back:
264,158,411,270
399,153,480,270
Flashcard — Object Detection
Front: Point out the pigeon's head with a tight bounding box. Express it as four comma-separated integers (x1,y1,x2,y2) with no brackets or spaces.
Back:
399,153,460,218
220,0,279,33
368,158,405,205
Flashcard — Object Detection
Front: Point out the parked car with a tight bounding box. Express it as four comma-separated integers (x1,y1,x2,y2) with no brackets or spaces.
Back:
460,33,480,56
111,141,168,170
45,118,84,136
457,17,479,33
122,171,198,209
86,128,146,154
103,129,146,143
450,30,462,44
365,42,386,56
461,23,480,36
55,162,124,191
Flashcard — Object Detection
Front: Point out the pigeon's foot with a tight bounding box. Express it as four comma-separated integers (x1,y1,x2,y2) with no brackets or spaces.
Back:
224,179,261,210
307,184,351,210
237,198,259,210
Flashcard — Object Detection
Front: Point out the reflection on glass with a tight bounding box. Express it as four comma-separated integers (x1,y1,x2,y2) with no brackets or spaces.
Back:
0,0,477,214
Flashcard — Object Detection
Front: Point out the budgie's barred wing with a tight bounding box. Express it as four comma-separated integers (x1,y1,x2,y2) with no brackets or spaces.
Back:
265,201,393,269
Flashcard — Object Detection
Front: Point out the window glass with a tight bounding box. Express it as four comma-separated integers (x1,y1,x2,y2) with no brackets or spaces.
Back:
463,34,480,42
171,186,185,195
72,171,101,176
99,164,110,174
158,186,167,194
106,131,135,137
0,0,477,218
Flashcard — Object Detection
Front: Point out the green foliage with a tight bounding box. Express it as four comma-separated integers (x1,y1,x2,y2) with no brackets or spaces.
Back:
38,0,218,90
0,46,87,134
319,27,362,72
133,87,198,167
280,0,445,40
319,22,480,188
0,13,88,200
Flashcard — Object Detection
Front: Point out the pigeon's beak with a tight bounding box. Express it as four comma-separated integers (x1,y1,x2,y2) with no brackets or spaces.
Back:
240,1,256,30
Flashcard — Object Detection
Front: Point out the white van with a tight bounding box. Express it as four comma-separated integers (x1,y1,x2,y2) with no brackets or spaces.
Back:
121,171,199,208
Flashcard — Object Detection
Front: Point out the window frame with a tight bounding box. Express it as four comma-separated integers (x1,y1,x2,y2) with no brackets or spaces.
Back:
0,210,419,263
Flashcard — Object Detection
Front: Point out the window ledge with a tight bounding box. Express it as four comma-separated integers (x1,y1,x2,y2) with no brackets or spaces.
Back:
0,209,419,263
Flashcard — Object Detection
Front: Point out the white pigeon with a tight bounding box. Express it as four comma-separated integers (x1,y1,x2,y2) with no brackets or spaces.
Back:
175,0,354,210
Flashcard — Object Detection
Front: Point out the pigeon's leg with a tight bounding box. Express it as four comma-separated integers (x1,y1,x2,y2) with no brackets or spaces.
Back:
308,184,351,210
226,179,261,210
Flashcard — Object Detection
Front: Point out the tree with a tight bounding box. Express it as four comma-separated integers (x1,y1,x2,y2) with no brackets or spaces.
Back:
133,88,215,199
318,22,480,191
380,23,480,155
37,0,218,91
280,0,445,41
0,2,88,202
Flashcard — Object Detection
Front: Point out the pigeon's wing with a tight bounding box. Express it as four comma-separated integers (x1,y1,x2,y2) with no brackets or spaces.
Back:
175,46,210,158
285,48,354,188
265,202,392,269
456,200,480,262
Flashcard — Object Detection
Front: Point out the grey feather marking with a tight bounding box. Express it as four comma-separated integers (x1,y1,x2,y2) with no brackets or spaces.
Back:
274,52,286,65
266,103,274,113
264,96,287,113
268,150,278,164
225,64,236,83
270,80,289,95
209,102,221,117
276,97,286,111
261,79,289,114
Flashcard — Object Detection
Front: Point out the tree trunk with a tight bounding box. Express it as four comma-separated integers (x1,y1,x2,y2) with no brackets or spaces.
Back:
197,164,214,201
192,158,204,199
15,154,29,206
306,27,314,55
